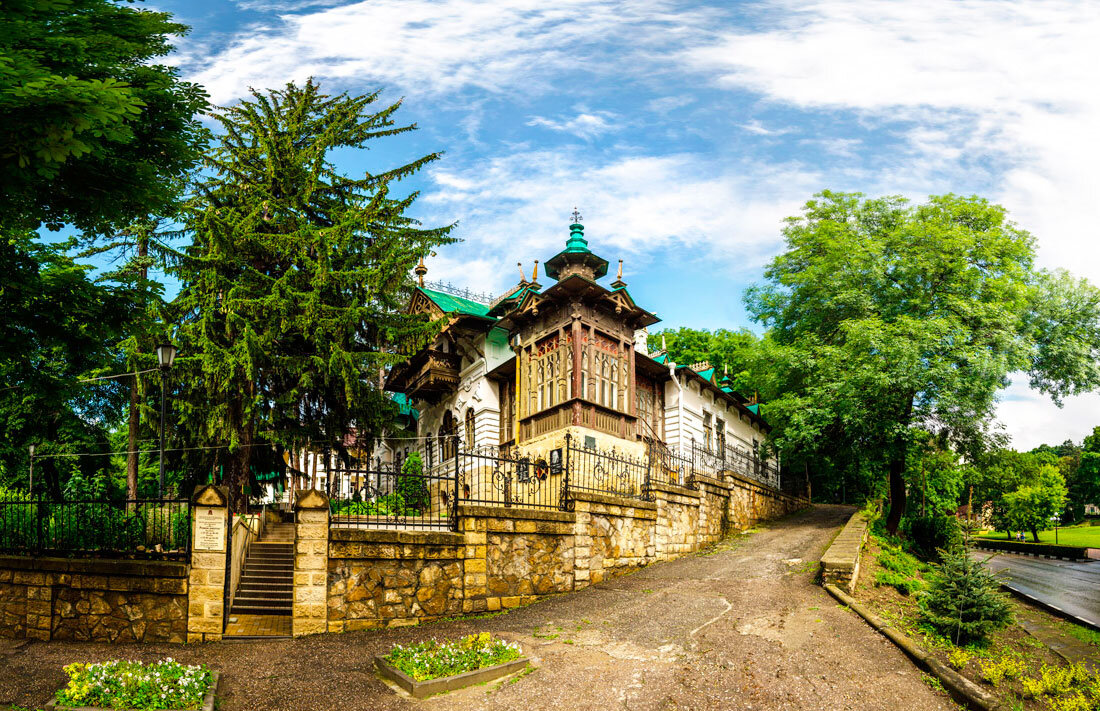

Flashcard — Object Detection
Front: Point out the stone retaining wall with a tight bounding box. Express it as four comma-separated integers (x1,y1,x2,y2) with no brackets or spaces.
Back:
0,555,188,643
317,475,808,633
820,510,869,593
327,529,465,633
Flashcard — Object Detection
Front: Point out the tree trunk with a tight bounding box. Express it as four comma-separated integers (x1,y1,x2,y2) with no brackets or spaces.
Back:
126,377,140,499
1031,528,1040,543
884,451,907,536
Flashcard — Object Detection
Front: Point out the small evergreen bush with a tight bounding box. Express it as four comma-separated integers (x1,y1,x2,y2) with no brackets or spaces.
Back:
396,453,430,515
918,545,1012,645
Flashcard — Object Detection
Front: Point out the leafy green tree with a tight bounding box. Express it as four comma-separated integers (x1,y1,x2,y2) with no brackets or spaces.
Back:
919,545,1013,645
747,191,1100,534
1000,464,1068,541
0,231,145,496
651,327,758,395
168,80,454,511
0,0,208,233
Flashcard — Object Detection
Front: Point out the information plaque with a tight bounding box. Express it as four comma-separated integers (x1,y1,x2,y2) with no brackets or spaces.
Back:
193,506,226,551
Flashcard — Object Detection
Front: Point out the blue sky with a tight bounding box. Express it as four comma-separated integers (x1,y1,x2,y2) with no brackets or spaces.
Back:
151,0,1100,450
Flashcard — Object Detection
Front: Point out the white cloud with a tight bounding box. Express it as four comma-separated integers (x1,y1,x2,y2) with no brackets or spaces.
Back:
682,0,1100,447
420,150,819,294
184,0,721,105
997,376,1100,451
740,119,795,136
526,110,620,140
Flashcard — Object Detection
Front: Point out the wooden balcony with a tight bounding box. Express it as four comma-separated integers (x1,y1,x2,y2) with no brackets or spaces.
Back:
389,349,461,403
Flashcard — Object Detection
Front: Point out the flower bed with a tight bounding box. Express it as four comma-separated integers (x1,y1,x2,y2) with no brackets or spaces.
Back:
47,659,217,711
375,633,528,698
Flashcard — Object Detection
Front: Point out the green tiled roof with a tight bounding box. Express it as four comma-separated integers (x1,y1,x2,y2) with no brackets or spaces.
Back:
392,392,419,418
650,352,669,364
421,287,492,318
696,367,715,382
746,404,760,415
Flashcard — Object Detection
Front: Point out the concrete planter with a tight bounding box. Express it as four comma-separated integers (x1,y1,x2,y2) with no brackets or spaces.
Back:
45,671,219,711
374,654,528,699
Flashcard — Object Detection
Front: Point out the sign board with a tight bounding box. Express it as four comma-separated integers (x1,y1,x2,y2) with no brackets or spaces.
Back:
549,448,563,475
194,506,226,551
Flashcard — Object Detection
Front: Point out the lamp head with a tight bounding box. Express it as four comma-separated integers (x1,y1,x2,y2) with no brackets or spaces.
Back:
156,342,178,369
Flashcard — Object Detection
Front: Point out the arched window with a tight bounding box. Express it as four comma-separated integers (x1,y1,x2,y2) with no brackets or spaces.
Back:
465,408,476,448
440,411,457,459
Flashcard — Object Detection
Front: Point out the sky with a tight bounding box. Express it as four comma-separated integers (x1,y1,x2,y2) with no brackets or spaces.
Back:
154,0,1100,451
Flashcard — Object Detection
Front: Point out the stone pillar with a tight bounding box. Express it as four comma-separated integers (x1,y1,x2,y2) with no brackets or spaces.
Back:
23,574,52,641
461,512,488,613
187,484,229,643
293,489,329,636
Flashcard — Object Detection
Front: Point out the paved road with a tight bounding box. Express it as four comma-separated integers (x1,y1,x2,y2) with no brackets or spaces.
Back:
1,505,955,711
976,551,1100,628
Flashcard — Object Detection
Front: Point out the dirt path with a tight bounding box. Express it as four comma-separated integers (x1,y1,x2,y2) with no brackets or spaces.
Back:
0,505,954,710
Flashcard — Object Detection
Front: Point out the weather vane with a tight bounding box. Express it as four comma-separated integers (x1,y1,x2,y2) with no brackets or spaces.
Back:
571,207,582,223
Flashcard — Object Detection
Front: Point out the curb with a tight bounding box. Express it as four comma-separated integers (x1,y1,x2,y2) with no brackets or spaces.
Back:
824,583,1008,711
994,582,1100,634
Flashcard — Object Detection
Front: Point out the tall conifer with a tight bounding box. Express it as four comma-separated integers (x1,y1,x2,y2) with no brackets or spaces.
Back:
170,80,453,509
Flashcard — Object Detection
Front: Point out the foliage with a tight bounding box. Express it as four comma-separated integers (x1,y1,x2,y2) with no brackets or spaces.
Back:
0,0,208,233
55,658,211,710
873,545,924,595
999,465,1068,541
745,191,1100,534
384,632,522,682
650,327,759,396
332,492,407,517
948,648,972,671
901,514,962,561
0,231,147,496
918,545,1013,645
978,656,1028,686
167,80,454,510
397,452,430,515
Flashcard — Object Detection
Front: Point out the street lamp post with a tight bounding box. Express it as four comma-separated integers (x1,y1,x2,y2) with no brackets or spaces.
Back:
156,342,178,498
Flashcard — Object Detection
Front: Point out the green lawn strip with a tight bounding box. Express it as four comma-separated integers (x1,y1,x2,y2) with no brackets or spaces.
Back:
976,525,1100,548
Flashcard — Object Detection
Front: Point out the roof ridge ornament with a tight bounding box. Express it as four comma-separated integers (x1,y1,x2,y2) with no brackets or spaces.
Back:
571,207,582,223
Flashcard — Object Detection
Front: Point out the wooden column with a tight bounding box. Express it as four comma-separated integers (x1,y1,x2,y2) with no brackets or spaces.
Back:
571,316,583,426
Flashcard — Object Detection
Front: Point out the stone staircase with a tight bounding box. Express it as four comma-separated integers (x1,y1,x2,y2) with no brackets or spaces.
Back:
229,522,294,617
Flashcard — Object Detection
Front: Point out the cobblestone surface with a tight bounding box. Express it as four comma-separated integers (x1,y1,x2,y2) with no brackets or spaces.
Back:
0,505,955,711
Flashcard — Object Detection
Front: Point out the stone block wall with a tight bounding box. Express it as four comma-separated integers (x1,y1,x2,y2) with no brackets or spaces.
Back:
573,493,655,585
477,506,574,607
652,482,702,561
327,529,465,632
0,556,188,643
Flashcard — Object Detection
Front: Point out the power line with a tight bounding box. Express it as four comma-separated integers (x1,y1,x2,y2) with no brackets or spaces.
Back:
0,367,159,394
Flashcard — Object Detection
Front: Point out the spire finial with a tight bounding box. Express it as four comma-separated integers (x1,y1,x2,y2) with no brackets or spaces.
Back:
517,262,528,285
610,258,627,289
414,257,428,287
571,207,582,224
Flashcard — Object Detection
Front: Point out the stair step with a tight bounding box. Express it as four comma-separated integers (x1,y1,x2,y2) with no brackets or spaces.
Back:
230,605,291,615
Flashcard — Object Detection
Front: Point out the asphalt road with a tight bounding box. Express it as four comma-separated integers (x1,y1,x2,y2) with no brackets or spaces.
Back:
976,551,1100,628
0,504,956,711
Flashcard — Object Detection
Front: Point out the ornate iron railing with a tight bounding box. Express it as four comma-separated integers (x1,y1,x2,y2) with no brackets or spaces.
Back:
330,456,458,531
0,497,191,559
459,445,564,511
568,434,651,502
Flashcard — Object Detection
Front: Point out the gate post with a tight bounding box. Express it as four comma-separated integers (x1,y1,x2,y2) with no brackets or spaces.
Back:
187,484,229,643
293,489,329,636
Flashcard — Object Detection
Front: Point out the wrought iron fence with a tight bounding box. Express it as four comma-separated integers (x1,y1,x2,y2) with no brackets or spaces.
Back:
649,440,695,487
329,459,457,531
0,497,191,559
459,445,563,511
568,435,652,502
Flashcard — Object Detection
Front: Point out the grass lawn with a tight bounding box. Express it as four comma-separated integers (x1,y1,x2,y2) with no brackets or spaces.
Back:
977,524,1100,548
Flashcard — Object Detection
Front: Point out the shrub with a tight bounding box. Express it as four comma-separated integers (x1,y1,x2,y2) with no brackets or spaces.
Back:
902,514,963,561
948,648,972,671
919,545,1012,645
396,453,430,515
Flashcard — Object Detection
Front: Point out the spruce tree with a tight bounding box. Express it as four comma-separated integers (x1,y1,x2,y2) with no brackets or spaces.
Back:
169,80,453,510
918,545,1013,645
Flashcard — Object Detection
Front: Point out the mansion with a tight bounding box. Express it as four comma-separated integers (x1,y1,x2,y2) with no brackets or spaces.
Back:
380,215,777,490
